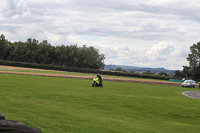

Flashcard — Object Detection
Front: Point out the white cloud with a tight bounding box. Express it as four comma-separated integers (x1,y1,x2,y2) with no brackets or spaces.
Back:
146,42,175,60
14,0,30,16
0,0,199,70
98,41,189,70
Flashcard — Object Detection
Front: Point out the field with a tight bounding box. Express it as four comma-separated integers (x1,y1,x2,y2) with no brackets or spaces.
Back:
1,71,200,133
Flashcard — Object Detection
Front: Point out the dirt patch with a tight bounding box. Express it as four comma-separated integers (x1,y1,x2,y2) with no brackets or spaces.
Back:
0,65,181,87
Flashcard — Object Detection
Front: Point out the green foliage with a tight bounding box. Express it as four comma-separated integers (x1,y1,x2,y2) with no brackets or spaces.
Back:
0,34,10,60
115,67,123,71
158,72,168,77
174,70,183,79
1,73,200,133
173,66,192,80
143,71,154,75
187,42,200,80
0,34,105,69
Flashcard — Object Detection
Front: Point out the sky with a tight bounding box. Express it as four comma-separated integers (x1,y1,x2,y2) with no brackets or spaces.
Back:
0,0,200,70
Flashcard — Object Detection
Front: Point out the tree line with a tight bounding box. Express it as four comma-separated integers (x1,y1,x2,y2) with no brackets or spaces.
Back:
109,67,171,78
0,34,105,69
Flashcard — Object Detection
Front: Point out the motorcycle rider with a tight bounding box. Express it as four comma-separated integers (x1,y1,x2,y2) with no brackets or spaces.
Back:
97,73,103,87
92,73,103,87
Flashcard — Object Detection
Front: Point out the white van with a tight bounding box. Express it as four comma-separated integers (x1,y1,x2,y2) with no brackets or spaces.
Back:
182,80,196,88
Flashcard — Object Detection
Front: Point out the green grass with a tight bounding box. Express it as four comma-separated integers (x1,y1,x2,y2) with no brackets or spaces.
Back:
0,73,200,133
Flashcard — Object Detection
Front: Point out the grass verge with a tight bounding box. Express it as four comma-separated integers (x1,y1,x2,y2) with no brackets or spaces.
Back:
0,73,200,133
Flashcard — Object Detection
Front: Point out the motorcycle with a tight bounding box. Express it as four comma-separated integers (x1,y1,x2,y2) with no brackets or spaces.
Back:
92,76,103,87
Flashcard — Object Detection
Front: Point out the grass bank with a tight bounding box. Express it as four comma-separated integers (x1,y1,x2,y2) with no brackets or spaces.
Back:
0,73,200,133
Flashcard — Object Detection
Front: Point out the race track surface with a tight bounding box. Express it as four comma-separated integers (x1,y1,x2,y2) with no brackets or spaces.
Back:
182,91,200,99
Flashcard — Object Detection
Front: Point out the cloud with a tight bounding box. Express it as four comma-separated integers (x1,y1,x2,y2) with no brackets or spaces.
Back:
0,0,30,18
14,0,30,16
146,42,175,60
99,41,189,70
0,0,199,70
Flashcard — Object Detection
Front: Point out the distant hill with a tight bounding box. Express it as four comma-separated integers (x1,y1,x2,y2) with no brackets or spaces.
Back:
104,65,175,75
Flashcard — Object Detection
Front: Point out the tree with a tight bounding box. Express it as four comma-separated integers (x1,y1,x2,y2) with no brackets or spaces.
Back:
182,66,191,79
115,68,122,71
109,68,114,71
187,42,200,80
143,71,153,75
0,34,6,59
174,70,183,79
158,72,168,77
122,70,127,73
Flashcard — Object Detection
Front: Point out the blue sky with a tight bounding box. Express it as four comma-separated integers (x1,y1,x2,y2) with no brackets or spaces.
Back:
1,0,200,70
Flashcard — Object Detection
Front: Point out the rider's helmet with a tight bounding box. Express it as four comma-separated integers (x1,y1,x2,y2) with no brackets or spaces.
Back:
97,73,100,77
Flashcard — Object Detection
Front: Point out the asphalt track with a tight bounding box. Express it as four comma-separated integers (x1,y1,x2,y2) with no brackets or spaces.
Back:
182,91,200,99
